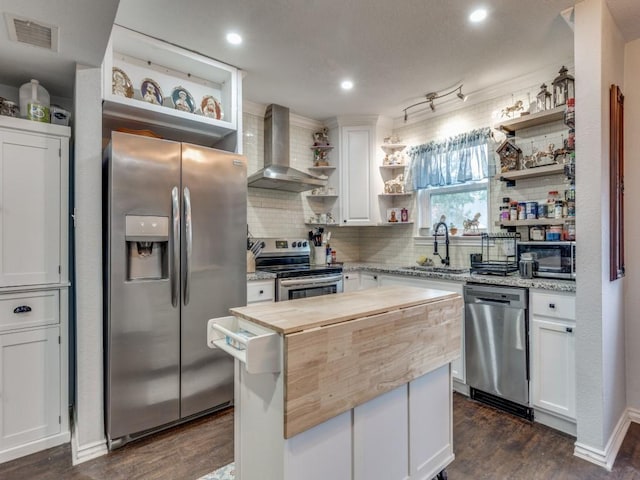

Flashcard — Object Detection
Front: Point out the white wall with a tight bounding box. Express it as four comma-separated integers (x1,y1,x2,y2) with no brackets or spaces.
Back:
72,65,107,463
574,0,627,465
624,39,640,408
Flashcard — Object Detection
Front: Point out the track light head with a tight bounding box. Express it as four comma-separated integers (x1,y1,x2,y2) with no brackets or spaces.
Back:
402,84,466,122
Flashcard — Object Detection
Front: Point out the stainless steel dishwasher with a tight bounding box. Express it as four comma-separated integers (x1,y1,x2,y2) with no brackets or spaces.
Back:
464,283,532,420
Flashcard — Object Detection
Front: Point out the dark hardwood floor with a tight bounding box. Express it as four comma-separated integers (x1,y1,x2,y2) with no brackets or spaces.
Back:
2,394,640,479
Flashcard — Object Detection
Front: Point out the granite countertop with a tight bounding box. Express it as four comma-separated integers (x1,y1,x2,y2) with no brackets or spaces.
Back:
247,271,277,281
343,263,576,293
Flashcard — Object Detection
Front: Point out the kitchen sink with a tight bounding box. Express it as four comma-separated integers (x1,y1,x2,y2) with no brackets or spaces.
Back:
405,265,469,275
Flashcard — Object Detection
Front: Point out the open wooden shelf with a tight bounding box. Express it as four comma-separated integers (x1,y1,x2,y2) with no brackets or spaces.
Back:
495,218,567,228
497,106,565,134
496,163,565,181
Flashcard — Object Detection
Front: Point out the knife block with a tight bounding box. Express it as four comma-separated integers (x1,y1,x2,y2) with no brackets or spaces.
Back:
247,250,256,273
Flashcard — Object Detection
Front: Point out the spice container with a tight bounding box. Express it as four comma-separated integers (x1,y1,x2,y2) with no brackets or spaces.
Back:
554,200,563,219
518,202,526,220
510,201,518,221
547,191,559,218
525,201,538,220
564,219,576,241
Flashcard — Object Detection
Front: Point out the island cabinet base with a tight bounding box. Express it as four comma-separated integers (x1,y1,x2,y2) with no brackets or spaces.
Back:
216,286,461,480
235,361,453,480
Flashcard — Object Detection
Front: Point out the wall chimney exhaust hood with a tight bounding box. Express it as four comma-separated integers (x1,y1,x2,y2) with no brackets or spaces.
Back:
247,104,327,192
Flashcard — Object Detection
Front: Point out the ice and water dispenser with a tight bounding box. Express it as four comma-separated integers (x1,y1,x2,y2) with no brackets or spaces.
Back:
125,215,169,280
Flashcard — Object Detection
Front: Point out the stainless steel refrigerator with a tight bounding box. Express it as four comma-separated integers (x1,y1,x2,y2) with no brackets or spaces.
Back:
103,132,247,447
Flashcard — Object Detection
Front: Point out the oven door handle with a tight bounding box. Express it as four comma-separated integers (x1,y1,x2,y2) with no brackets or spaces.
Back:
279,274,343,288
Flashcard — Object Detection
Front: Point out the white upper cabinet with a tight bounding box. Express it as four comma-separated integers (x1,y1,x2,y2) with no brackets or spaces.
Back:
102,25,242,151
328,116,389,226
0,119,69,287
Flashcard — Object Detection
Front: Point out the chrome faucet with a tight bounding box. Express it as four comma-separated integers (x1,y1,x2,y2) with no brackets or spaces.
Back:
433,222,450,266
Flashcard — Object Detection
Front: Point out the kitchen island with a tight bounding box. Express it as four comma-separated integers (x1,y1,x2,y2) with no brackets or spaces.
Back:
208,286,462,480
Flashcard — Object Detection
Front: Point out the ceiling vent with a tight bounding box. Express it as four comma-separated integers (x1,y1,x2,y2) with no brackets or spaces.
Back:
4,13,59,51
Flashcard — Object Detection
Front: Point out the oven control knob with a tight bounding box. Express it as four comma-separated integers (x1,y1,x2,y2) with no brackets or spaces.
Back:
302,241,307,247
293,241,299,247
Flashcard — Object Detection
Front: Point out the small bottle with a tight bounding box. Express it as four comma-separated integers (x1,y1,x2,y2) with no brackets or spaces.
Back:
331,250,337,263
554,200,564,219
547,191,559,219
326,244,332,264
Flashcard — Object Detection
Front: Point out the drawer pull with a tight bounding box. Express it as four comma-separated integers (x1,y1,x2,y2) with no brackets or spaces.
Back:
259,289,264,294
549,303,556,309
373,275,378,280
566,327,573,333
13,305,32,314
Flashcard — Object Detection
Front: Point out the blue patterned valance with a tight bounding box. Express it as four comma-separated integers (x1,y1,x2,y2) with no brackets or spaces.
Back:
407,128,491,190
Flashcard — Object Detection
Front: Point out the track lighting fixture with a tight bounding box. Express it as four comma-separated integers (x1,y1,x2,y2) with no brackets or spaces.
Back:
403,85,467,122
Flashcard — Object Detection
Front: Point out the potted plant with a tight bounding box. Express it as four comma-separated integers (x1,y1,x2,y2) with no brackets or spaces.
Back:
449,223,458,236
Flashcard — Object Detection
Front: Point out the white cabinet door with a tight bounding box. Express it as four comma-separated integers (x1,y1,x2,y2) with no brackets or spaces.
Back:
340,126,376,226
0,326,60,450
531,318,576,419
0,130,61,286
360,273,379,290
342,272,360,292
354,385,408,480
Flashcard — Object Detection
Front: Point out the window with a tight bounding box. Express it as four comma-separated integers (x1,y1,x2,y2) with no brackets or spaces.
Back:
407,128,492,235
417,181,488,234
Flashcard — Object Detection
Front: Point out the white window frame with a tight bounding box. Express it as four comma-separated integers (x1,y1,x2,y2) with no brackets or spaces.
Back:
416,179,490,237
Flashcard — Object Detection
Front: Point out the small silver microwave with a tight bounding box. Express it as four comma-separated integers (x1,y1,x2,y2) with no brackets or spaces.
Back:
517,241,576,280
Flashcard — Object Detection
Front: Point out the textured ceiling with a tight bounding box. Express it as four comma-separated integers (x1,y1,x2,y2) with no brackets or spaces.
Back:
0,1,639,120
115,0,576,121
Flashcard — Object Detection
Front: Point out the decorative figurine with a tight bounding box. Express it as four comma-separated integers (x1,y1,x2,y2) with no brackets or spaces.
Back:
311,128,332,166
536,83,553,111
500,100,524,118
384,173,405,194
463,213,482,234
552,66,575,108
496,139,522,172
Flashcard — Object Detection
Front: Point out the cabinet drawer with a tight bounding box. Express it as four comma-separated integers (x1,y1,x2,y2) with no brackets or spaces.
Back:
530,292,575,321
0,290,59,332
207,316,280,374
247,280,275,304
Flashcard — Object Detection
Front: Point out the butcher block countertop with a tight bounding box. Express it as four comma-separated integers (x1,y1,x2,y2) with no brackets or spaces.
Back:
229,285,459,335
230,286,463,438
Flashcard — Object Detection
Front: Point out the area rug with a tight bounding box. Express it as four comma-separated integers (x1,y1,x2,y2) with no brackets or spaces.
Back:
199,462,235,480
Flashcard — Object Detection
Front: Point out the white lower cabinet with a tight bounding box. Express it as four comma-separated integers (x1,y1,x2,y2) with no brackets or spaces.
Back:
342,272,360,292
0,326,60,452
530,290,576,434
379,274,465,385
343,271,379,291
247,279,275,304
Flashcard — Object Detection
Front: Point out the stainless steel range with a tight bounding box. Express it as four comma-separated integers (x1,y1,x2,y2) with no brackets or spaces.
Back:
255,238,343,301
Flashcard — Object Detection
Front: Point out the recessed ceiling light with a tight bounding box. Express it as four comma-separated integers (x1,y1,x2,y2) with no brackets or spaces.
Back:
226,32,242,45
469,8,488,23
341,80,354,90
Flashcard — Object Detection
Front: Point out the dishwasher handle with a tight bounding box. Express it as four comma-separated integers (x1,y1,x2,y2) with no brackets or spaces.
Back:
473,296,513,306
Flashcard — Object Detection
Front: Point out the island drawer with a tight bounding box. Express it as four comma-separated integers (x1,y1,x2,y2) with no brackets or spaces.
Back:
247,280,275,304
207,315,281,374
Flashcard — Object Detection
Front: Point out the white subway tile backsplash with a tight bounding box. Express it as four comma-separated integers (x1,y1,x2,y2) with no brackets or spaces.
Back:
244,74,571,267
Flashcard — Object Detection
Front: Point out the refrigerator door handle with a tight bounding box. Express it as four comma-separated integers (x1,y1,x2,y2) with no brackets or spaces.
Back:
171,186,180,307
183,186,193,306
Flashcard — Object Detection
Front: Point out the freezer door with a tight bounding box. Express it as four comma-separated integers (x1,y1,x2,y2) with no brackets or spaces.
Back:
105,132,182,441
180,144,247,417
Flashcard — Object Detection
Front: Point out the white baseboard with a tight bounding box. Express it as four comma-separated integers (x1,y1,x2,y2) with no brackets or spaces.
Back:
0,431,70,464
71,420,108,465
574,407,633,471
